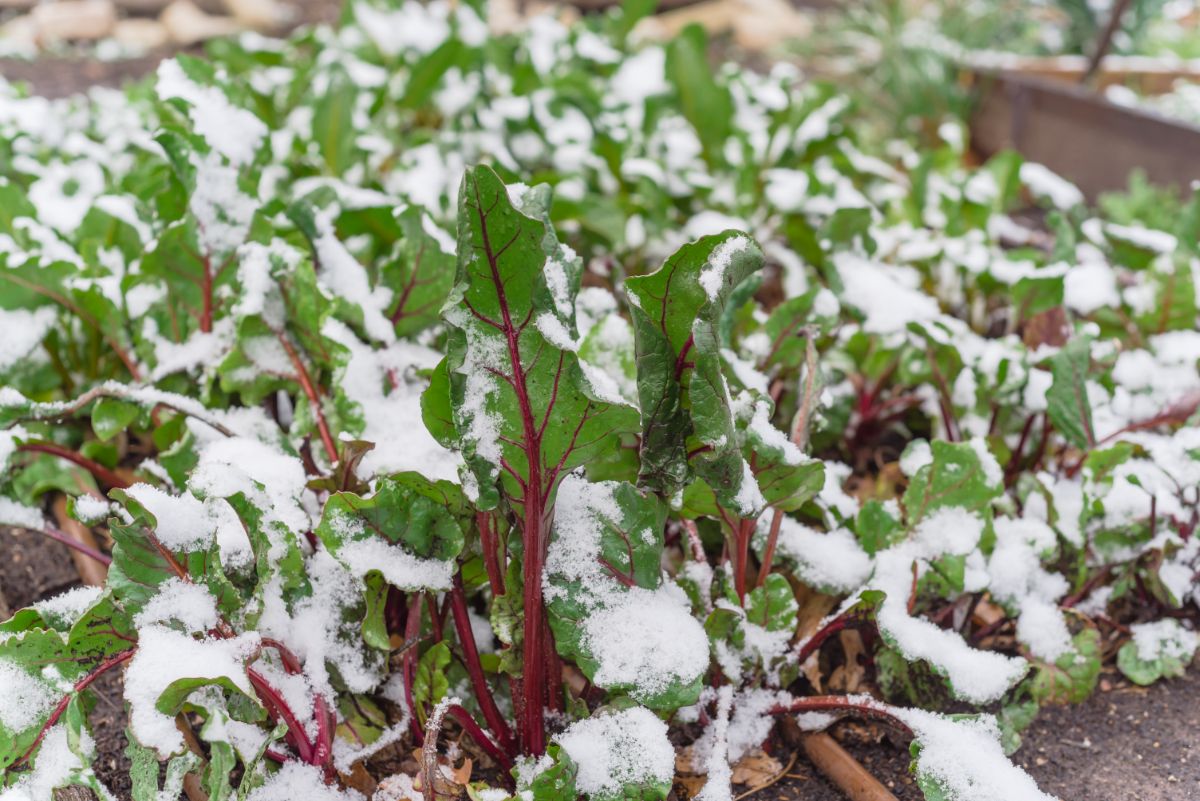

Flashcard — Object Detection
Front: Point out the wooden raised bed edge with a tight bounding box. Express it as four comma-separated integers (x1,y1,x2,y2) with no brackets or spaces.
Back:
966,66,1200,200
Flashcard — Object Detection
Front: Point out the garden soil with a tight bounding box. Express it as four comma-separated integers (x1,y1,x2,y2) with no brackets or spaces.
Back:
4,527,1198,801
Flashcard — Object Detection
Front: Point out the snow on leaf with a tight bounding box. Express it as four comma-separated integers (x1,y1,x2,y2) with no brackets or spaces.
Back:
315,476,464,592
438,165,636,508
555,707,675,801
544,475,708,708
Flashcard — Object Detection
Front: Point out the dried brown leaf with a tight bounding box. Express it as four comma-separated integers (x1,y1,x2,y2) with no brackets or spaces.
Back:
730,749,782,787
411,747,472,799
674,774,708,799
828,630,867,694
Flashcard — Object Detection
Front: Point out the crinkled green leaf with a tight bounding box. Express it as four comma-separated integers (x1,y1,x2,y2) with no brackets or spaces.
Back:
1028,629,1101,704
317,475,465,563
1046,336,1095,450
856,499,903,555
902,440,1002,523
626,231,764,507
744,573,798,634
91,397,142,441
1117,626,1196,686
439,165,636,509
413,640,451,722
383,206,457,337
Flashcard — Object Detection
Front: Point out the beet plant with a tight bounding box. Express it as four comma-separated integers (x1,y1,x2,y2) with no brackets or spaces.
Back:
1,3,1199,801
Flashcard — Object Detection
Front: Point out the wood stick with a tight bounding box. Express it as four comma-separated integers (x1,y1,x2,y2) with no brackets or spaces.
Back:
1082,0,1134,85
801,733,898,801
175,715,210,801
51,495,108,587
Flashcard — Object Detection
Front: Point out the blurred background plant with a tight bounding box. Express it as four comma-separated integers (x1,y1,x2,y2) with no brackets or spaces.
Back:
791,0,1200,144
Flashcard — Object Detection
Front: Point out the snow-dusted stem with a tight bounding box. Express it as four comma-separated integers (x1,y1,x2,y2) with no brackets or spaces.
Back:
255,637,335,778
757,332,819,589
200,251,214,334
450,572,515,755
404,594,425,744
766,696,913,737
682,519,706,562
312,694,335,780
756,509,785,590
519,480,548,754
260,637,304,673
17,649,135,766
247,667,315,763
795,612,854,666
734,516,755,604
421,700,452,801
470,179,553,755
1,384,236,437
277,331,338,464
17,442,130,489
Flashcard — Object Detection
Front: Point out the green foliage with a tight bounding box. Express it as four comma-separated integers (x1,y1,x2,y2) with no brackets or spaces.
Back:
414,641,452,721
626,231,764,505
1028,629,1102,704
439,165,637,510
1046,336,1095,450
1,4,1197,800
903,440,1002,523
1117,623,1199,685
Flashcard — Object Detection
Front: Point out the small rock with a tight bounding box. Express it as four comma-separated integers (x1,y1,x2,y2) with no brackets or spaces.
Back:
32,0,117,43
223,0,289,30
634,0,810,50
111,17,169,49
732,0,812,50
0,13,39,54
160,0,240,44
486,0,521,35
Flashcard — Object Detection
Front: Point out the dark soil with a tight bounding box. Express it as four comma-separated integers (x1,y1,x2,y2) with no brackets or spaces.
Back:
752,667,1200,801
0,53,173,98
1016,670,1200,801
0,526,133,795
6,521,1200,800
0,525,84,609
89,668,134,798
768,730,923,800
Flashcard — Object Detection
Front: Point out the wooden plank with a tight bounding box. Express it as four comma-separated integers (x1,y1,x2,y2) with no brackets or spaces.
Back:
970,70,1200,200
52,495,109,587
968,54,1200,95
